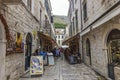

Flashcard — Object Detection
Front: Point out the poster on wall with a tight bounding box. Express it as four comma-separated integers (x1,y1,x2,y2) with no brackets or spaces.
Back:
15,32,24,53
30,56,43,75
6,32,24,54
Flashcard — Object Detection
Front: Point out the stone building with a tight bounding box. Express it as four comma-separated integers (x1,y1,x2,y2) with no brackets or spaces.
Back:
37,0,56,51
63,0,81,57
55,28,65,46
54,15,68,47
0,0,55,80
65,0,120,80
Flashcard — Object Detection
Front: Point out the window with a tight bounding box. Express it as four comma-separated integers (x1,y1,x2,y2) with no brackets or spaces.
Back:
59,35,60,39
40,9,42,23
75,10,78,32
58,40,60,45
62,35,64,39
75,0,77,3
27,0,32,11
51,16,53,23
72,18,75,34
70,23,72,36
83,1,87,21
71,0,74,11
45,16,47,28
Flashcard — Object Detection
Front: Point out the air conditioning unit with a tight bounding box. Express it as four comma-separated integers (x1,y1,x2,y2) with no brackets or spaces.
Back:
2,0,22,4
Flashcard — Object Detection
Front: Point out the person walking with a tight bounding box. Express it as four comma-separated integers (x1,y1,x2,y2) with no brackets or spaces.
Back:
55,48,60,57
39,48,47,65
52,48,56,57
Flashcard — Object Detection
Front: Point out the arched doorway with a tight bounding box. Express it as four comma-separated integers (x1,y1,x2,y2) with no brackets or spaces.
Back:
25,33,32,71
107,29,120,80
86,38,92,65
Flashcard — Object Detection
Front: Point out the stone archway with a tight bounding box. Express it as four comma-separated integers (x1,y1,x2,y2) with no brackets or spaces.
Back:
0,19,6,80
25,33,32,71
107,29,120,80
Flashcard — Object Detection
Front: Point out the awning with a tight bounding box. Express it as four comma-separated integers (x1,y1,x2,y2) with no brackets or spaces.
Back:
38,32,58,46
63,33,80,45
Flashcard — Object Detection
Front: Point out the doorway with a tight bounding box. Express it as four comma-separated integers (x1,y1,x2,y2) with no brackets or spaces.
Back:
86,39,92,65
25,33,32,71
107,29,120,80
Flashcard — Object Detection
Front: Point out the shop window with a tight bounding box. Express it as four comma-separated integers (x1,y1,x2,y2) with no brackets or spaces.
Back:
107,29,120,65
107,29,120,80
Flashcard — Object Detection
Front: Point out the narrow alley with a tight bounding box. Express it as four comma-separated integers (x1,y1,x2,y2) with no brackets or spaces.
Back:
0,0,120,80
20,58,98,80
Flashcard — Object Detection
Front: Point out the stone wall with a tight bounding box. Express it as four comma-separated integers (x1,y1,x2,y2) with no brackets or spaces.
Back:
4,2,40,80
0,41,6,80
114,67,120,80
82,15,120,78
5,53,24,80
82,0,119,29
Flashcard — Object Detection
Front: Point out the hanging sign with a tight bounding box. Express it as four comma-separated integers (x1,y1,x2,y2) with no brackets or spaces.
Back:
30,56,43,75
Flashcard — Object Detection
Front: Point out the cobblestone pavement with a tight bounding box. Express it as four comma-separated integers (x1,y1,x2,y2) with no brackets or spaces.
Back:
19,58,98,80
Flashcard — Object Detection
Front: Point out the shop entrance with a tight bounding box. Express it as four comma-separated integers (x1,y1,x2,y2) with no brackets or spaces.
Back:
107,29,120,80
25,33,32,71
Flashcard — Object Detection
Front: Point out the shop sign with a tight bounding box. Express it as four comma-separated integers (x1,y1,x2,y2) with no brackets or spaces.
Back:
30,56,43,75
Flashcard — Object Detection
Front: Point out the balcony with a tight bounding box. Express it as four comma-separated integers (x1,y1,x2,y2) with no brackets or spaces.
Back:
2,0,22,4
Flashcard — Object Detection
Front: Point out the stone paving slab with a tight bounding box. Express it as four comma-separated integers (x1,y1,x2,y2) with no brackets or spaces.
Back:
19,58,98,80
